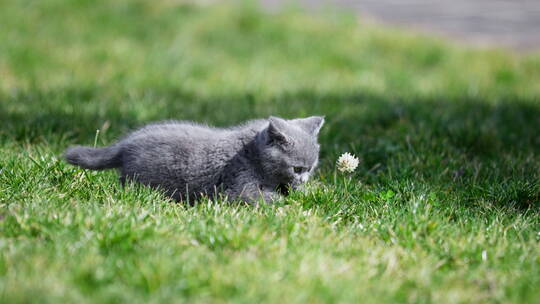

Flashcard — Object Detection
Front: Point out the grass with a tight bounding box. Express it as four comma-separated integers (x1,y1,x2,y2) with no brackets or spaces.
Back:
1,0,539,303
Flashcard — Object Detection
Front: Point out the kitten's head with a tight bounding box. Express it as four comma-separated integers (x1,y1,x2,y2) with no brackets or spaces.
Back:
257,116,324,192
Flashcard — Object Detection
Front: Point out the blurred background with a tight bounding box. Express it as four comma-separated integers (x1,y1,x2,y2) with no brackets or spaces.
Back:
264,0,540,50
2,0,540,161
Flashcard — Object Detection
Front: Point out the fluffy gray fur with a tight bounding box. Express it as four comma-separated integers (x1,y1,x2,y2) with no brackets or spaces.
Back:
65,116,324,204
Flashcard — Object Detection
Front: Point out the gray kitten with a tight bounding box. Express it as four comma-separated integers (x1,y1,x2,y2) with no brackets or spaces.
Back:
65,116,324,204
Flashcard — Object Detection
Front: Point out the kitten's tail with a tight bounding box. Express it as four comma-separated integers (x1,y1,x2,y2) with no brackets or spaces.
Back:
64,145,122,170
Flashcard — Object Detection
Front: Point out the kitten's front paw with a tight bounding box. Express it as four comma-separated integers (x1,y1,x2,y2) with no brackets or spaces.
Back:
262,191,281,204
238,188,281,206
295,181,322,193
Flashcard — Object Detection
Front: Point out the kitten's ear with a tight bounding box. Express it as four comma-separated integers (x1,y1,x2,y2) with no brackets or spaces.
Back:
294,116,325,136
267,116,290,145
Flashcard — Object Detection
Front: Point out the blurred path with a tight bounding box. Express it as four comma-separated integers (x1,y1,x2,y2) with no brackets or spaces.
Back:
262,0,540,50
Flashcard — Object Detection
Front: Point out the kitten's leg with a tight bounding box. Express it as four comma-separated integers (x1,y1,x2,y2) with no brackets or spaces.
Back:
234,184,281,205
259,190,280,204
119,175,126,187
295,181,323,194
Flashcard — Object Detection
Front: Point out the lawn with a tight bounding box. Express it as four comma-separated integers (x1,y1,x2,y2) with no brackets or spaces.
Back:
1,0,539,303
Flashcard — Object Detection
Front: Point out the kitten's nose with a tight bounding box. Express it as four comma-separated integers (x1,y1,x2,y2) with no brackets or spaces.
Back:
300,174,309,183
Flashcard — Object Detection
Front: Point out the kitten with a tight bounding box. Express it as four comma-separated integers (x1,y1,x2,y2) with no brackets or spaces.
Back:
64,116,324,204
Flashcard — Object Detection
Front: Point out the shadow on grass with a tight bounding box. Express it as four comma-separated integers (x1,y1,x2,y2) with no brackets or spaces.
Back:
2,87,539,210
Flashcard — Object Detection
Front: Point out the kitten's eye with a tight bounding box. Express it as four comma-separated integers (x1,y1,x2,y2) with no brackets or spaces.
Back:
293,166,304,174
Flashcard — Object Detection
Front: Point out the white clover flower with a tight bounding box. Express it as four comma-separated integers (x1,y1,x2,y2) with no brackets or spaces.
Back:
336,152,359,173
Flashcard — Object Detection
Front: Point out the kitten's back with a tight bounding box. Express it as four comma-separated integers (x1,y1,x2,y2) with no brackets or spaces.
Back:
118,121,251,194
